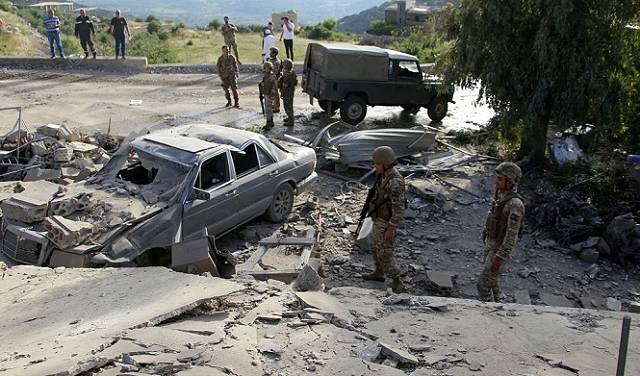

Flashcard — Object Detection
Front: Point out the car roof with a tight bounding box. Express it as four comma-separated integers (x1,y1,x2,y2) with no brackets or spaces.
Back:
309,43,418,62
137,124,263,153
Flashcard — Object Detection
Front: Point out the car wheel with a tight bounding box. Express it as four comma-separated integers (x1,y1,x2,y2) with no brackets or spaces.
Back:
340,95,367,125
129,251,153,267
319,100,338,115
264,184,294,222
427,96,448,122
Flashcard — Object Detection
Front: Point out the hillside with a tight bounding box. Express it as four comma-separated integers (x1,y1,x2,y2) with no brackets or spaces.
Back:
56,0,388,27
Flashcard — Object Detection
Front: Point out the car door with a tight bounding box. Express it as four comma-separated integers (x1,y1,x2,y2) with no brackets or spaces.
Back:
232,142,279,224
181,151,239,240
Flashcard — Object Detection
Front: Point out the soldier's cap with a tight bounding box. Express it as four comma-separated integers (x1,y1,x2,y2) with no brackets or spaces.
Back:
270,47,279,53
264,62,273,69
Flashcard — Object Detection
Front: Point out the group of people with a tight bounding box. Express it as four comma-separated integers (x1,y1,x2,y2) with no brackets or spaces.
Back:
42,8,130,60
221,15,296,65
218,15,298,127
363,146,526,301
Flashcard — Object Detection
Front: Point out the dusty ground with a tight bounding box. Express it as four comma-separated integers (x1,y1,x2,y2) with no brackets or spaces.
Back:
0,64,639,375
1,63,638,308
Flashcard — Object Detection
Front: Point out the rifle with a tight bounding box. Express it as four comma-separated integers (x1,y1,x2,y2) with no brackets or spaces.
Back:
355,173,382,236
258,82,265,115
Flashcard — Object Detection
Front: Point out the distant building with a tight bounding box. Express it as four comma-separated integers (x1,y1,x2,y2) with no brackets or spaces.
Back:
271,10,300,31
385,0,439,27
29,2,74,11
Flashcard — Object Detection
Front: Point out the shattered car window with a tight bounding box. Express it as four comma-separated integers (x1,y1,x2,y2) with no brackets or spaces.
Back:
197,153,230,190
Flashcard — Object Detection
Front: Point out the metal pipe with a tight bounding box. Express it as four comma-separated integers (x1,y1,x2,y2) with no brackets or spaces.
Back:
616,315,631,376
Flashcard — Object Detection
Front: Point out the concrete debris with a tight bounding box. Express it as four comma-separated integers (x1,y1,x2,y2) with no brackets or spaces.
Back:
541,293,575,308
44,215,97,249
379,342,419,365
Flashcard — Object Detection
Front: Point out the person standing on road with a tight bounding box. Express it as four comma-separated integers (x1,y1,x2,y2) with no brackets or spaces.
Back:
262,28,276,63
109,9,130,60
217,45,240,108
43,10,64,59
280,59,297,126
261,62,277,128
362,146,407,293
74,9,96,59
221,16,241,64
279,17,295,60
268,47,282,113
478,162,525,302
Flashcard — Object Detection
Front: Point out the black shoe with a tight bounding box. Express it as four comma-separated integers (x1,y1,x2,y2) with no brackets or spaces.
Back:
225,101,232,107
51,55,56,59
234,102,240,108
61,54,65,58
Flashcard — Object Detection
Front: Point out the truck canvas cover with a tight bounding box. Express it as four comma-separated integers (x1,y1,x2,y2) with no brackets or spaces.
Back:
305,43,391,81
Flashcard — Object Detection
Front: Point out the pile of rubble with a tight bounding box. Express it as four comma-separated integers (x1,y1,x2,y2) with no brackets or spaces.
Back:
0,123,121,183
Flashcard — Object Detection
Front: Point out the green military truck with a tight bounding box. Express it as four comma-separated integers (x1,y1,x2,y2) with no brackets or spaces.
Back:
301,42,454,125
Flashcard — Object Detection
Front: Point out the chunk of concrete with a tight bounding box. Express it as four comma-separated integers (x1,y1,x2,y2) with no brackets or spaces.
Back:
579,296,606,310
514,289,532,305
541,293,575,308
44,215,96,249
0,180,60,223
379,342,419,365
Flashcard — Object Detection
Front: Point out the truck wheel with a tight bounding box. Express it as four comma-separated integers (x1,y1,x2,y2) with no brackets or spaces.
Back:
319,100,338,115
264,184,294,222
427,96,448,122
340,95,367,125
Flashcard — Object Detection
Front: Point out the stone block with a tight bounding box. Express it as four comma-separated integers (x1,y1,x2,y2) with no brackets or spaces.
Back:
44,215,96,249
0,181,60,223
580,248,599,263
514,289,531,305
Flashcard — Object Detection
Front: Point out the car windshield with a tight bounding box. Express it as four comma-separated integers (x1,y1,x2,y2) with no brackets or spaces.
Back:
100,147,193,202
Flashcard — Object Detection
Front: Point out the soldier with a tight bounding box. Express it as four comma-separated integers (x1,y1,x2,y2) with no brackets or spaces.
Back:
268,47,282,113
362,146,407,293
216,45,240,108
280,59,297,126
221,16,241,64
261,62,278,128
74,9,96,59
478,162,525,302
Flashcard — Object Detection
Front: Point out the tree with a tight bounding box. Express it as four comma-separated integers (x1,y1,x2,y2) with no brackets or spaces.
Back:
437,0,638,164
207,19,221,31
147,19,163,34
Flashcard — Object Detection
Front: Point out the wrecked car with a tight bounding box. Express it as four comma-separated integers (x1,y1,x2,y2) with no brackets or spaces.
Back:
0,124,317,267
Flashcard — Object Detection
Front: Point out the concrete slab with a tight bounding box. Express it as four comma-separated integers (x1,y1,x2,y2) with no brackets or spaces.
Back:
0,266,242,375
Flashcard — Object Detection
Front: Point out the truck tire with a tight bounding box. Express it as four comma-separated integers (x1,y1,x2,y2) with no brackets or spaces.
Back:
340,95,367,125
427,96,448,122
319,100,338,115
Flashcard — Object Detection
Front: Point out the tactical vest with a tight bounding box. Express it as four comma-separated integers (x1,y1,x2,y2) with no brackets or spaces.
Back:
368,172,406,221
484,191,524,241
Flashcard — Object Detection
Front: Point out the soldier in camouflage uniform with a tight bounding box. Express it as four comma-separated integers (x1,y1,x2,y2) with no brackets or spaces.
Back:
362,146,407,293
216,45,240,108
478,162,526,302
280,59,297,126
268,47,282,113
221,16,241,64
261,62,277,128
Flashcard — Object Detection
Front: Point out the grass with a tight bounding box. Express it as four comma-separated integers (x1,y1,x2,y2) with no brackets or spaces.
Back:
168,30,314,64
0,10,45,56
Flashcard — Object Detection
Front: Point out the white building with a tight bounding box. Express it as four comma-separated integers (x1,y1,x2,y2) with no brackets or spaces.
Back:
385,0,439,27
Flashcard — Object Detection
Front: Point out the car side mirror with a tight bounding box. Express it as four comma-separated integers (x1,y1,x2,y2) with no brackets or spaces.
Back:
193,187,211,201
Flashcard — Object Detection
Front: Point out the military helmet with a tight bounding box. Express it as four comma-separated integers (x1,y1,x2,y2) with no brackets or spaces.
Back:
269,46,279,54
282,59,293,69
372,146,396,165
495,162,522,186
263,62,273,69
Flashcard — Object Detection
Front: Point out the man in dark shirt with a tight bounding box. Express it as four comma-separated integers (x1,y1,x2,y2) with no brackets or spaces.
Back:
109,9,130,60
74,9,96,59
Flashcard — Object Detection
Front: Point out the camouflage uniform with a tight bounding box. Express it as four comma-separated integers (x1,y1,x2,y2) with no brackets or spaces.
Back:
477,191,525,302
261,69,278,127
368,168,407,279
268,56,282,113
280,68,297,126
221,22,240,62
216,53,239,106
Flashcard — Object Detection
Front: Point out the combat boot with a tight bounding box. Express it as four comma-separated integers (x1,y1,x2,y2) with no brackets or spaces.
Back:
225,101,232,107
92,52,97,59
84,52,89,59
392,277,405,293
362,268,385,282
234,100,240,108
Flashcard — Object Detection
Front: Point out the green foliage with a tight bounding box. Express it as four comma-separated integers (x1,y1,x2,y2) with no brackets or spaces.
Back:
61,37,81,55
128,32,179,64
300,19,360,42
145,15,160,23
186,39,194,46
207,19,221,31
367,20,398,35
436,0,638,165
135,17,144,22
147,20,163,34
0,2,12,12
390,26,448,64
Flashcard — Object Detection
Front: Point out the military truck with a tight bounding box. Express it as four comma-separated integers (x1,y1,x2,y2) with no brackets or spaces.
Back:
301,43,454,125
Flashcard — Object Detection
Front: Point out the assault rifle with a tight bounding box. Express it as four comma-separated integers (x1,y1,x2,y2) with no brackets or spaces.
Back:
258,83,265,115
355,173,382,236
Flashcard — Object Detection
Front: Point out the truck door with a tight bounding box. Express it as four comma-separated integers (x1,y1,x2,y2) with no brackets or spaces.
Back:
393,60,423,105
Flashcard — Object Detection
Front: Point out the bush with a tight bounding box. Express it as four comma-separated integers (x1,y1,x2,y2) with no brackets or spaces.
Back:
128,32,178,64
367,21,399,36
147,20,163,34
186,39,194,46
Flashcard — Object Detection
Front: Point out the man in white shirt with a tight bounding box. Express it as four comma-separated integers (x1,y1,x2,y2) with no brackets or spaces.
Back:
279,17,295,60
